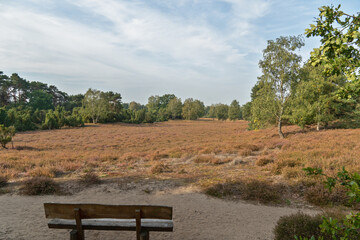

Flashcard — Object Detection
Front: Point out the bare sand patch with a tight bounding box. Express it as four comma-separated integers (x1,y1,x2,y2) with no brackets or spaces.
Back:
0,181,316,240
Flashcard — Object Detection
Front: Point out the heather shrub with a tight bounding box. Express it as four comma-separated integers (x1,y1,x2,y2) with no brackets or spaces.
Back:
79,172,101,186
274,212,327,240
0,175,8,187
305,183,350,206
20,177,61,195
299,167,360,239
205,179,285,204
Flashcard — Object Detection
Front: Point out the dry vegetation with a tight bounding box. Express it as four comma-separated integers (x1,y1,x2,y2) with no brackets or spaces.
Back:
0,119,359,204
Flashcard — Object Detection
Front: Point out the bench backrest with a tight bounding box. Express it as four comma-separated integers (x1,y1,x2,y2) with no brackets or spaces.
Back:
44,203,172,220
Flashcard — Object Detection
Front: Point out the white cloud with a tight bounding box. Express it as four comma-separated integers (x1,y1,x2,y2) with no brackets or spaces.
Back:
0,0,272,104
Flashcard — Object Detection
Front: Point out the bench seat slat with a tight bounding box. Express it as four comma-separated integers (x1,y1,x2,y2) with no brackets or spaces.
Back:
44,203,172,220
48,218,173,232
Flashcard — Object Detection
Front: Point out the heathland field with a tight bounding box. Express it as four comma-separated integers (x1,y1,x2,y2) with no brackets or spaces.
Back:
1,119,360,206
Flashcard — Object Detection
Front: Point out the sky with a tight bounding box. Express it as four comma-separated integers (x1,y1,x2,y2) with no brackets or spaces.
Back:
0,0,359,105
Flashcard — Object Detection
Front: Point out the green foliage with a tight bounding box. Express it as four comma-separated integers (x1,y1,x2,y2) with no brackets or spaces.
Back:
249,80,277,129
166,97,182,119
207,105,217,119
254,35,304,137
0,125,15,149
299,167,360,239
305,5,360,99
134,109,146,123
241,102,252,121
215,104,229,120
32,109,47,124
28,90,54,110
228,100,241,120
65,114,84,127
129,101,143,111
83,89,108,124
146,94,178,122
42,110,60,129
63,94,84,112
5,107,36,131
289,64,346,130
182,98,205,120
0,107,7,124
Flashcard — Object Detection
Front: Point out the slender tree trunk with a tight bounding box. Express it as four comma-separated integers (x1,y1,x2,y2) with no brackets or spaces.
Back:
316,106,321,131
278,104,285,138
278,118,284,139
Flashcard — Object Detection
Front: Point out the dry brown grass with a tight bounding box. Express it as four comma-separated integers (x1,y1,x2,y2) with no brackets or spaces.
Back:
0,120,359,205
150,162,172,174
0,120,262,180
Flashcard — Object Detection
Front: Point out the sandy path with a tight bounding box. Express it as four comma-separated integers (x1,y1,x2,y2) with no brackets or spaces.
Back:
0,183,314,240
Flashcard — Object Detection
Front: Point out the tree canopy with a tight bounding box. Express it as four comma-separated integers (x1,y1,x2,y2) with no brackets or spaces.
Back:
253,35,304,137
305,4,360,99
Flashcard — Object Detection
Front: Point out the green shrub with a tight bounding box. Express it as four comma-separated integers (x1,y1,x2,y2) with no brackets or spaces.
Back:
0,125,15,148
300,167,360,239
42,110,60,129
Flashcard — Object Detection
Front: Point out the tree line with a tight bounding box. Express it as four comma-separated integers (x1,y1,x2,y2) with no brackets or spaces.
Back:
0,72,245,132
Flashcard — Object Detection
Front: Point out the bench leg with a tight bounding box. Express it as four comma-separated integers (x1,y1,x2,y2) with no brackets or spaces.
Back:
140,231,149,240
70,230,78,240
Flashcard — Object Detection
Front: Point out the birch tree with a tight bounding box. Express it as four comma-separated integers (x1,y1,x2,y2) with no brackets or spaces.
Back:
258,36,304,138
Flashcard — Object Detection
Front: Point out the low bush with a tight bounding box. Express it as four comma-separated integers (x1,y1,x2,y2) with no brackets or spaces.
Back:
0,175,8,187
79,172,101,186
304,183,350,206
20,177,61,195
273,212,326,240
205,179,285,204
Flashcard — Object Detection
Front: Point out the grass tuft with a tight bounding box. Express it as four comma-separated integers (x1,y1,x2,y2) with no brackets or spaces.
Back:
151,162,171,174
255,156,274,166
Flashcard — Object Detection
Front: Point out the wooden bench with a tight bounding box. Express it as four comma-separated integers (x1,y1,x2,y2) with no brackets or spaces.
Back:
44,203,173,240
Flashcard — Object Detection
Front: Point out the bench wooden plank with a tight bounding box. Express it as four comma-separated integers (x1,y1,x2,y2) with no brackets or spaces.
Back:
44,203,172,220
48,219,173,232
